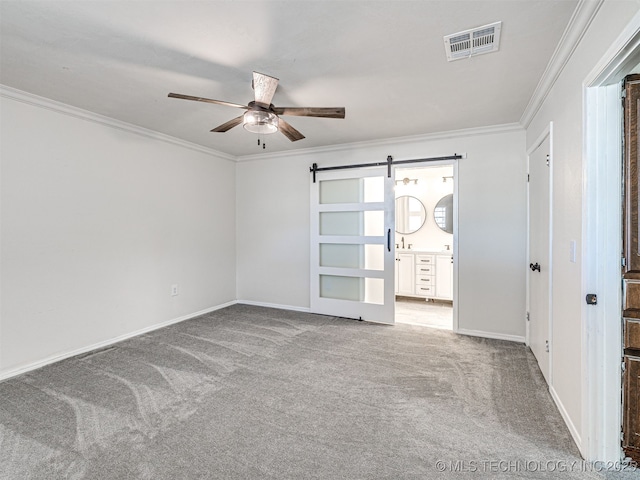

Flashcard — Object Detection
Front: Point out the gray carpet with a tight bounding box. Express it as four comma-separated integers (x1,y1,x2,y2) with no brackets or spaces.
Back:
0,304,636,479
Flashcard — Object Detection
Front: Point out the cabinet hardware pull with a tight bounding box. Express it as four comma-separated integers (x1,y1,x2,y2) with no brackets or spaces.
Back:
387,229,391,252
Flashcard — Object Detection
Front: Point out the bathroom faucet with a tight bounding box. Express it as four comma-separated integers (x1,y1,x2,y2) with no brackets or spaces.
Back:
401,237,405,249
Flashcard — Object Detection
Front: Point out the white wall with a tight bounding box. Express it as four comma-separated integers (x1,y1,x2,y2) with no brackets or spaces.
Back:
525,0,640,451
0,93,236,377
236,127,527,339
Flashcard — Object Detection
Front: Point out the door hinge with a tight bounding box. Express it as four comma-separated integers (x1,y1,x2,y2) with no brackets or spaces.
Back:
526,312,530,322
622,256,627,267
622,88,627,99
622,360,626,373
527,173,530,182
546,154,550,167
545,340,549,353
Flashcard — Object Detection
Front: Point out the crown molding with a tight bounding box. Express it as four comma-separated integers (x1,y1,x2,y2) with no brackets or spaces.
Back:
0,85,235,162
520,0,604,128
235,122,523,162
1,84,524,163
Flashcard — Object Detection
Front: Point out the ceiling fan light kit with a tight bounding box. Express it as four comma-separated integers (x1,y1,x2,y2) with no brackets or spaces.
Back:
168,71,345,144
243,110,278,134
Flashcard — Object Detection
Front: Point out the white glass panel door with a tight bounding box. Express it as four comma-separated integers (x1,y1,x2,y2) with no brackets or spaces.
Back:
310,167,394,323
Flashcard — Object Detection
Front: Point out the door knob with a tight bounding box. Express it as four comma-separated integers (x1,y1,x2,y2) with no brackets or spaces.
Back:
529,262,541,272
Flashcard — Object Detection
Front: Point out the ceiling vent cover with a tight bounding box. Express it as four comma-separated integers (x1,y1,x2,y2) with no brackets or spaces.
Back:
444,21,502,61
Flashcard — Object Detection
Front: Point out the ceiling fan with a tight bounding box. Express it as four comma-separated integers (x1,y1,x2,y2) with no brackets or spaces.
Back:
168,72,345,142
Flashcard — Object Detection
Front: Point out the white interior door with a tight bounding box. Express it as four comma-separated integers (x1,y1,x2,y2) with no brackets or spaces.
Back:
310,167,395,323
528,133,551,384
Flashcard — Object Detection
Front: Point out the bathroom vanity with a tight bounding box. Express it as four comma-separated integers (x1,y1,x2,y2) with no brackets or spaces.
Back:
395,250,453,301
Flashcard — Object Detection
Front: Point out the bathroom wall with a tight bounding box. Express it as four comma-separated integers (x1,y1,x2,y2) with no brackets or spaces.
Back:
395,165,454,252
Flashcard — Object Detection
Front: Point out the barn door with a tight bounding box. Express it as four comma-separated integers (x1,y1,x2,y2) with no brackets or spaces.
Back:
310,167,395,323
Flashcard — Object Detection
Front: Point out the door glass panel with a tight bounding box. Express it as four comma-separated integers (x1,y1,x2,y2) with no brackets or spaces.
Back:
320,275,384,305
320,275,363,301
319,211,384,236
363,210,384,236
320,178,362,204
364,244,384,270
363,176,384,202
320,244,362,268
319,243,384,270
364,278,384,305
320,211,362,235
319,176,384,204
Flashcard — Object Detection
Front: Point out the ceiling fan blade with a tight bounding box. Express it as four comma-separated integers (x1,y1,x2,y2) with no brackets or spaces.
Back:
278,118,305,142
252,72,279,107
272,107,345,119
168,93,248,110
210,115,244,132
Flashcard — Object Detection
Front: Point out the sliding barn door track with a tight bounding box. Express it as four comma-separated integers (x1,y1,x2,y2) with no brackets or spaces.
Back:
310,154,462,182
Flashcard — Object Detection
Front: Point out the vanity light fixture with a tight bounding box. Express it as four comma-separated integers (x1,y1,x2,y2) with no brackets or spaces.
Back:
395,177,418,186
243,110,279,135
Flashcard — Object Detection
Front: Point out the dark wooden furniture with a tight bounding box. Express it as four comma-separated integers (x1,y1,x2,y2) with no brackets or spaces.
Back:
623,74,640,462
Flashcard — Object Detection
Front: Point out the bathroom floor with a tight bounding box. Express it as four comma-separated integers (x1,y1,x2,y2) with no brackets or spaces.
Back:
395,297,453,329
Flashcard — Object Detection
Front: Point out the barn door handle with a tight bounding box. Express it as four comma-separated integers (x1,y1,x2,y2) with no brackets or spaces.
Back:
387,229,391,252
529,262,541,272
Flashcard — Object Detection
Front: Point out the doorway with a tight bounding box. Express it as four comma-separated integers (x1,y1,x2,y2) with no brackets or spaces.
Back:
394,164,456,329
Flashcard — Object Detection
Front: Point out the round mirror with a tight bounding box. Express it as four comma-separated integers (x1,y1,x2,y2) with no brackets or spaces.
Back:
395,195,426,234
434,194,453,234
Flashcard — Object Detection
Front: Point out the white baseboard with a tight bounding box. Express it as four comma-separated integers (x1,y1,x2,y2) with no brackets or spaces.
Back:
550,385,583,455
0,300,237,382
456,328,525,344
237,300,311,313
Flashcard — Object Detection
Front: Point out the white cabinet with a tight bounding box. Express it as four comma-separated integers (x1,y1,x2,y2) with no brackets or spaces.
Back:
394,251,453,301
396,253,415,295
415,255,435,298
435,254,453,300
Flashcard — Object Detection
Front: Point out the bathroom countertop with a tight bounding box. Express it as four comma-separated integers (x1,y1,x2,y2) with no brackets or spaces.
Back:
395,249,452,254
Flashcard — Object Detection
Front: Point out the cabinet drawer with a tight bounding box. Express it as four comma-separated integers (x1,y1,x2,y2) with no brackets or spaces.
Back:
415,255,434,265
625,318,640,350
415,275,434,286
416,265,434,275
415,285,434,296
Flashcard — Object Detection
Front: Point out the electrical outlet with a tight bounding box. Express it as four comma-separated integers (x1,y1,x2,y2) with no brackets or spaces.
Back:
171,284,179,296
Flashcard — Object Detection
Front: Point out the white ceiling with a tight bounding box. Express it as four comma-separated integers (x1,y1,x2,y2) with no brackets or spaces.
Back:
0,1,578,157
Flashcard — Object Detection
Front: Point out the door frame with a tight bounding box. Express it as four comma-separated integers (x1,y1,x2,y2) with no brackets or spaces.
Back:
526,123,554,385
393,159,459,332
582,10,640,463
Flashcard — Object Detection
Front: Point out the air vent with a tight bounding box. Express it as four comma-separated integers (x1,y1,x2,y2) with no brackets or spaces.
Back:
444,21,502,61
